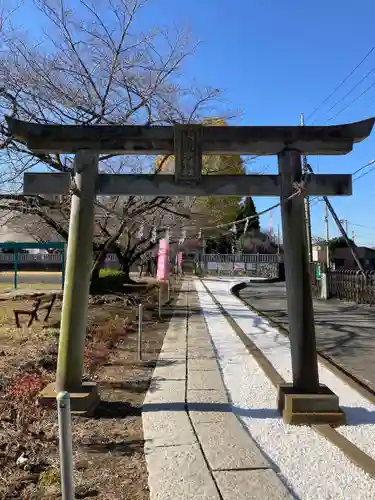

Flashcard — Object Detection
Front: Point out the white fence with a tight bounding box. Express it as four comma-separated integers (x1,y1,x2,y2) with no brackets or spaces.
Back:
201,253,282,263
0,253,62,263
200,253,282,278
0,251,282,270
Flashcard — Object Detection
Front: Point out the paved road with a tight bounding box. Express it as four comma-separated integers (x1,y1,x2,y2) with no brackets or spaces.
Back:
239,282,375,392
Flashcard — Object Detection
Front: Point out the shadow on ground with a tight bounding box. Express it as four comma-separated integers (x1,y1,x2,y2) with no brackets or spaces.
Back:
93,400,142,419
239,283,375,391
83,438,144,456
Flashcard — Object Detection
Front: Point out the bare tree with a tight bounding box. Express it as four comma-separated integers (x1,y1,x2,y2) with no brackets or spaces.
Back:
0,0,228,281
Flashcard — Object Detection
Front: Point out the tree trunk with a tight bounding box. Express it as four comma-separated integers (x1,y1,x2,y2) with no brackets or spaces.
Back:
120,259,137,284
90,252,106,285
89,250,113,293
91,266,100,283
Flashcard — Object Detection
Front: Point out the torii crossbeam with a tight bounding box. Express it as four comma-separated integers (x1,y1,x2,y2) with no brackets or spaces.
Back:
8,117,374,196
6,116,375,424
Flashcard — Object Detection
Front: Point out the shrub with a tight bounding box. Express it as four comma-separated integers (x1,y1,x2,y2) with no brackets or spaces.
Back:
92,316,128,348
90,268,128,293
99,268,124,278
38,467,61,487
84,341,110,374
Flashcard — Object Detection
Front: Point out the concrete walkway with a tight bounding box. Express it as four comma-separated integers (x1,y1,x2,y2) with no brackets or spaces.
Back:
142,280,292,500
238,282,375,391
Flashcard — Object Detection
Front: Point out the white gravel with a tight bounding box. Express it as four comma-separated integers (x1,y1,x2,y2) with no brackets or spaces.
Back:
195,278,375,500
202,278,375,461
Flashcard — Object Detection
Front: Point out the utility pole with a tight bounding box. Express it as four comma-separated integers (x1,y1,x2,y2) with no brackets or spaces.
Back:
305,163,365,272
340,218,348,234
277,223,280,254
300,113,313,262
325,203,330,267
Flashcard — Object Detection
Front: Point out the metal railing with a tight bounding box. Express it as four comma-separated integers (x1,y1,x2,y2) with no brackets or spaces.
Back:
328,269,375,305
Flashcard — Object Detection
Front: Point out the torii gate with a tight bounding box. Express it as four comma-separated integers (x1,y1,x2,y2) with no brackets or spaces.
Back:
6,116,375,424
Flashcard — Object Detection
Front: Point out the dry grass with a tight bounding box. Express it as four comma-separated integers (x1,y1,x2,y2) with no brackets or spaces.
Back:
0,270,62,293
0,279,180,500
0,283,61,292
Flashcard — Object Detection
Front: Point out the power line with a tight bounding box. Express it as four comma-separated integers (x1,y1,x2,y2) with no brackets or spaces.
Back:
352,158,375,176
347,221,375,230
317,64,375,122
352,164,375,183
309,158,375,210
327,79,375,122
306,44,375,123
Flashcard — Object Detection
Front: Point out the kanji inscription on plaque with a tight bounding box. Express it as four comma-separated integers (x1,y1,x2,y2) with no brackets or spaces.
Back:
174,124,203,184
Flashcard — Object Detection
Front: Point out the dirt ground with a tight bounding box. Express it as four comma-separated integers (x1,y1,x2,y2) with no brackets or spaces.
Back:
0,280,180,500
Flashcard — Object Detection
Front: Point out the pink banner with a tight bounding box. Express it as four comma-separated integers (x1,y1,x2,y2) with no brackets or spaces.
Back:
177,252,183,266
156,238,169,280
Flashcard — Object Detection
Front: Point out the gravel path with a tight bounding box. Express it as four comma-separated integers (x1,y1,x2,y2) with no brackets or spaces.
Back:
196,278,375,500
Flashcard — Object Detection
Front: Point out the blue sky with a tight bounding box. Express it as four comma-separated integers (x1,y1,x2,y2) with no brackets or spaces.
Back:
12,0,375,245
138,0,375,246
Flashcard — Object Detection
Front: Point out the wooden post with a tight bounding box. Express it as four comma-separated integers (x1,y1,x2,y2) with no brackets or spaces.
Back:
61,244,66,290
158,286,162,320
278,149,319,393
56,151,99,394
13,252,18,289
137,303,143,361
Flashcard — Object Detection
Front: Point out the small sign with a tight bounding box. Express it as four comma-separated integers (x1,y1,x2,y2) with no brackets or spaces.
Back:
246,263,257,271
218,262,233,272
207,261,218,270
316,263,321,280
234,262,245,271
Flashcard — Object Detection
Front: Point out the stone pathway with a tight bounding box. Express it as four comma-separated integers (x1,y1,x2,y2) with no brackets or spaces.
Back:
238,282,375,391
142,280,292,500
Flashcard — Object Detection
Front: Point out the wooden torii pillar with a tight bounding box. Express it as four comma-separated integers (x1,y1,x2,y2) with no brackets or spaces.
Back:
6,116,374,422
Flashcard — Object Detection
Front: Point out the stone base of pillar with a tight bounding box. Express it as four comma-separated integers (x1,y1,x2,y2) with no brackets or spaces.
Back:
277,383,346,427
38,381,100,416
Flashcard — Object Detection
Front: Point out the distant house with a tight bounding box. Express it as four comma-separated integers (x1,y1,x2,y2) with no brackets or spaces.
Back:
0,216,37,250
312,243,327,264
312,242,375,270
0,210,57,253
332,246,375,271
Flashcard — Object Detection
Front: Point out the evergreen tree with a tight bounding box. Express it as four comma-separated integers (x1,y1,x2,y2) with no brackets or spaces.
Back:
235,197,260,233
328,236,356,256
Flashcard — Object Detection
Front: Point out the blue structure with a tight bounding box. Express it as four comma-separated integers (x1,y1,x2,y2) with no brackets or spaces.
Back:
0,242,65,290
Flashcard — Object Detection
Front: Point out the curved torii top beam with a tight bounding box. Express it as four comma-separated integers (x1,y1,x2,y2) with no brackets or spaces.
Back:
5,116,375,155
